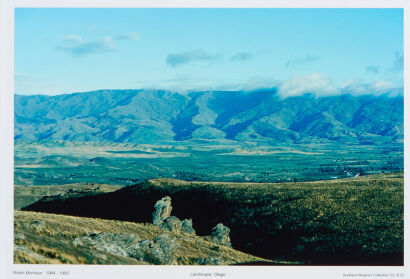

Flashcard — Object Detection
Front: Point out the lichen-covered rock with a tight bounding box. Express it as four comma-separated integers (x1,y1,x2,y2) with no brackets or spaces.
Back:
181,218,196,235
147,234,178,265
30,219,45,228
152,196,172,226
15,232,25,241
139,239,154,249
194,257,223,265
210,223,232,247
72,231,179,265
160,216,182,232
73,232,141,258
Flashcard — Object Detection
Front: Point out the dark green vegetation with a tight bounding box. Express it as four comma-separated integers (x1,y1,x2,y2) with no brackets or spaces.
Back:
22,172,404,265
14,211,275,265
15,141,403,185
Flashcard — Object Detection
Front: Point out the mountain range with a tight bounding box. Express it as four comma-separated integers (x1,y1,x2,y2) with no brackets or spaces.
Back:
14,89,404,146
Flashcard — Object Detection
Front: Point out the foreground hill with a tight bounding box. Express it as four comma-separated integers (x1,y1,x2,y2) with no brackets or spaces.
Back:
15,211,274,265
15,89,403,145
14,183,122,210
22,172,404,265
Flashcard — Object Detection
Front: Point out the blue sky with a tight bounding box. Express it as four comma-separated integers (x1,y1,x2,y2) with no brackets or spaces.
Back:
15,8,403,96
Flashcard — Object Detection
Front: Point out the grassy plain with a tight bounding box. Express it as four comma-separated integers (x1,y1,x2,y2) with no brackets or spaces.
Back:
14,141,403,186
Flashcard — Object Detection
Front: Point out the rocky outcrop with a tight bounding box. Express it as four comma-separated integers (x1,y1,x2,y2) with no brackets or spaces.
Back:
73,232,178,265
160,216,196,235
153,197,196,235
160,216,182,233
210,223,232,247
146,234,179,265
152,197,231,249
73,232,141,258
181,218,196,235
193,257,222,265
152,196,172,226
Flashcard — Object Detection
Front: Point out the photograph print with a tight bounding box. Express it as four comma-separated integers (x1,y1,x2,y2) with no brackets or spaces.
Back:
13,8,404,266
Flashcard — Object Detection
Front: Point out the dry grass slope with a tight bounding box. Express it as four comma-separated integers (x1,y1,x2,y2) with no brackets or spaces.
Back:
14,210,278,265
14,183,122,210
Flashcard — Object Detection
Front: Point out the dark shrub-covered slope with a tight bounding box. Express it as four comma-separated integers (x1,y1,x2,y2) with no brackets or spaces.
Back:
23,172,404,265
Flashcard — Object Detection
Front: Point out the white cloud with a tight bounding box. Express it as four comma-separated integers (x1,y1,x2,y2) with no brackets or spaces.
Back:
286,54,320,67
115,32,140,41
369,80,395,92
134,73,402,98
241,76,278,91
366,65,380,74
60,34,83,42
391,52,403,71
341,78,401,96
166,50,220,67
56,35,115,57
278,73,339,98
56,32,139,58
341,78,368,95
230,52,253,62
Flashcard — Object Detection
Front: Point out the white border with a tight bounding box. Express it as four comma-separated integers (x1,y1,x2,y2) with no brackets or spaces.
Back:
8,0,410,8
1,1,409,279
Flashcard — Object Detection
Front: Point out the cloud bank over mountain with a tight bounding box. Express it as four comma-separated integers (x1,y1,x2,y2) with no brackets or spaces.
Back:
278,73,339,98
128,73,402,99
276,73,402,99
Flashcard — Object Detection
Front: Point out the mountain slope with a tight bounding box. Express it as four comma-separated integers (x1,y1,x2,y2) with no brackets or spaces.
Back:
14,89,403,145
